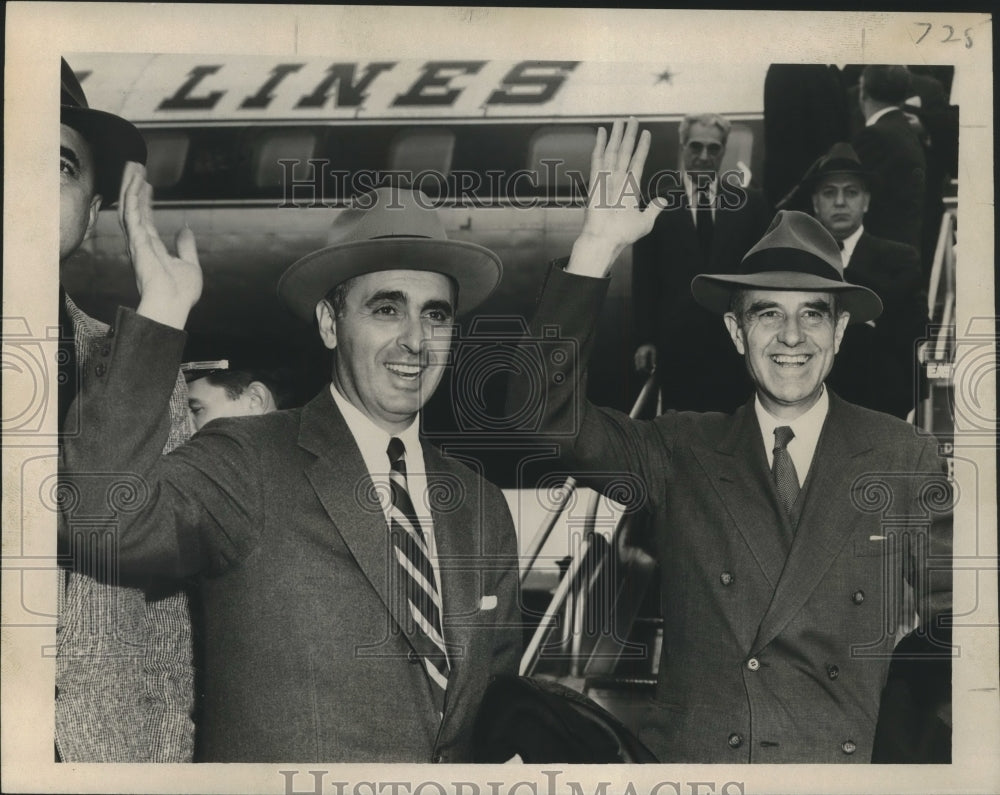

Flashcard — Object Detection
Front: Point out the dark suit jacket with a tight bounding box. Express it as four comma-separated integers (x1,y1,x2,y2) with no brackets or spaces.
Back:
763,64,850,210
828,232,928,419
853,109,927,251
511,266,952,763
632,183,770,412
60,307,521,763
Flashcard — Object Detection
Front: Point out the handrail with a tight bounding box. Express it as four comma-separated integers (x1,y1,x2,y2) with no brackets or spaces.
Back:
519,373,658,676
519,372,659,585
927,210,956,322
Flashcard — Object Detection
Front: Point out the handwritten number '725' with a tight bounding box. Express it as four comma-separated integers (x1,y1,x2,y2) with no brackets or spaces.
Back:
915,22,973,48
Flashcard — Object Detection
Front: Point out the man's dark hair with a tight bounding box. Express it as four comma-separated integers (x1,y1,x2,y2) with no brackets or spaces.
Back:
201,369,295,410
861,65,913,105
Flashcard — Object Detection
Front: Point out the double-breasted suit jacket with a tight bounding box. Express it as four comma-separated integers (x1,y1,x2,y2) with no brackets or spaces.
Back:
60,308,521,762
56,294,194,762
828,232,928,419
632,185,771,412
511,267,952,763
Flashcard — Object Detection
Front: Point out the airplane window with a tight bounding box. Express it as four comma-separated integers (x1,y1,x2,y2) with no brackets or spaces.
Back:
143,131,190,189
526,125,597,197
251,130,319,189
387,128,455,195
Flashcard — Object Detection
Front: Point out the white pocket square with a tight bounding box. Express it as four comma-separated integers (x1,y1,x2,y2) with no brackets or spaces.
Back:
479,595,498,611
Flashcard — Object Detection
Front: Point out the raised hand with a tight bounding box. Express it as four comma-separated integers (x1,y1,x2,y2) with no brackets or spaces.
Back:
568,118,661,277
119,162,202,329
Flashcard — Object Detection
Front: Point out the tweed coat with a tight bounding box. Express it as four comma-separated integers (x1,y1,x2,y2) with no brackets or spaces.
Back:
828,232,928,419
512,266,952,763
60,307,521,763
56,294,194,762
631,185,770,412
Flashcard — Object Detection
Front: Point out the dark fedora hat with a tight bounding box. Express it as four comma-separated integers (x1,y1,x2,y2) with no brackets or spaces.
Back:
801,142,880,194
60,58,147,206
691,210,883,324
278,186,503,322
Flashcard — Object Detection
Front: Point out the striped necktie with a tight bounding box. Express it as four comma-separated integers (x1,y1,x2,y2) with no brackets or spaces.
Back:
772,426,800,515
387,437,449,709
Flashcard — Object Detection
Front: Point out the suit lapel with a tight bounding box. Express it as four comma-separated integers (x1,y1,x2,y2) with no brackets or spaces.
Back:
750,395,874,653
691,400,788,587
298,390,421,656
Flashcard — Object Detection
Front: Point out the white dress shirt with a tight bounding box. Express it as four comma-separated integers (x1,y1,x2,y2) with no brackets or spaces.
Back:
754,386,830,487
839,224,865,268
329,383,442,574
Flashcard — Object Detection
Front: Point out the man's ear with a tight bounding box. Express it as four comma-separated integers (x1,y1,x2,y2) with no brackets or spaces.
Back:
246,381,277,414
723,312,746,355
316,300,337,350
85,193,102,240
833,311,850,353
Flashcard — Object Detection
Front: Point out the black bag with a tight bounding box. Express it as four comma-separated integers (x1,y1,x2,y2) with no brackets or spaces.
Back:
472,675,658,763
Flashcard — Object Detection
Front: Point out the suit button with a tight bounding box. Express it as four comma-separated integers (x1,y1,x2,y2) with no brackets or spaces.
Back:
407,649,420,664
852,590,865,605
432,752,443,763
728,733,743,748
94,363,106,377
106,327,115,338
100,343,111,356
827,664,840,680
720,571,734,586
841,740,857,755
746,657,760,671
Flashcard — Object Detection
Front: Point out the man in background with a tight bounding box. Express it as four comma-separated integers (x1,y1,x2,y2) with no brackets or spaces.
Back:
632,112,770,412
805,143,927,419
184,364,295,430
853,65,927,252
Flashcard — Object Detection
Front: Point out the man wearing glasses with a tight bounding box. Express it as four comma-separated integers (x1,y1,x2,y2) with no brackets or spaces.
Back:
632,112,770,413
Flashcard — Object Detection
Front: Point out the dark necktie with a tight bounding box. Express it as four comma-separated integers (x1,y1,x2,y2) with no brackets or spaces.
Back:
387,437,449,709
772,426,800,515
696,184,714,258
837,239,845,251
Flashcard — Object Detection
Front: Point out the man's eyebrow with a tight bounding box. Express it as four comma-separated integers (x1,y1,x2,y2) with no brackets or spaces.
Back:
804,299,833,312
364,290,407,307
60,146,81,171
746,300,780,314
422,298,454,316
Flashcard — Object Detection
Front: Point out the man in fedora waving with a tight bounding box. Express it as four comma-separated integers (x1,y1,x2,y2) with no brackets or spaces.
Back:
509,119,951,762
60,179,521,762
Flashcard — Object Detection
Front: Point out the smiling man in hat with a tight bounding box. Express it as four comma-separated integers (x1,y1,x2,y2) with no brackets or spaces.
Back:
508,119,951,762
60,175,521,761
801,142,928,419
57,58,194,762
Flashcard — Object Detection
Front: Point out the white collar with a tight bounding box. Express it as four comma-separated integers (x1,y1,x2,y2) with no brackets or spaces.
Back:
865,106,899,127
754,386,830,486
839,224,865,266
328,382,424,485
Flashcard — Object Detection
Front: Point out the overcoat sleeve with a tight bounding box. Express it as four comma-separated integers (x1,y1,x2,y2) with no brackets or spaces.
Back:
59,307,264,581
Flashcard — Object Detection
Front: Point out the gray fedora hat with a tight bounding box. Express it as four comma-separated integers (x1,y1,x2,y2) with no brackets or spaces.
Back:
691,210,883,324
60,58,147,206
278,187,503,322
